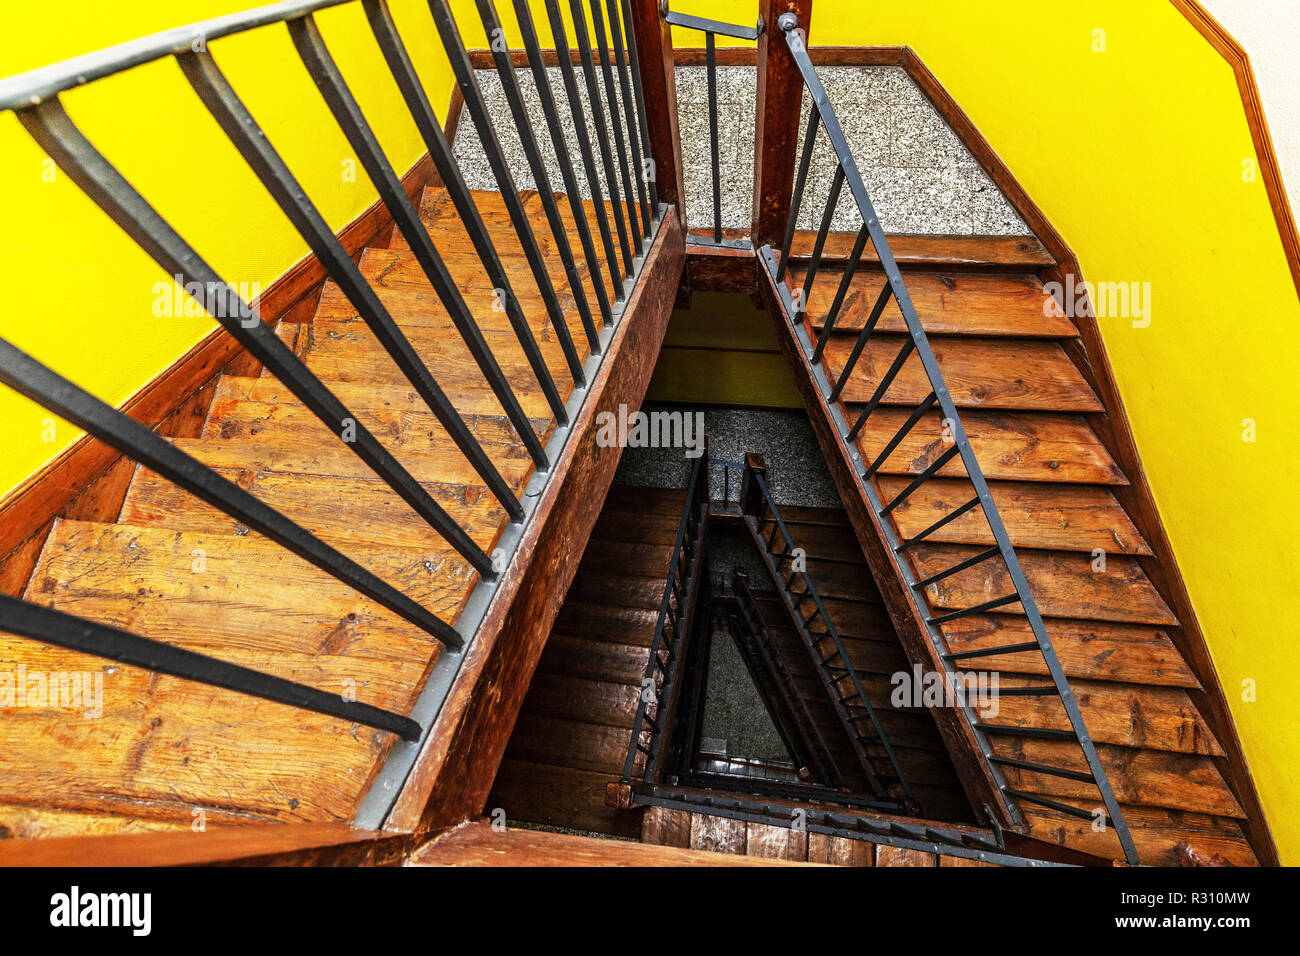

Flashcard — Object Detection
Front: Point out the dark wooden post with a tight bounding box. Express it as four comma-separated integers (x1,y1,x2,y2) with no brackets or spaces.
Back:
752,0,814,248
629,0,685,231
739,452,768,517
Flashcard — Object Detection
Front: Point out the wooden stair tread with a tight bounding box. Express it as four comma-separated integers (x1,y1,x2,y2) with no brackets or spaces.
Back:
216,370,556,422
120,463,506,557
983,675,1223,756
942,615,1199,688
25,519,461,663
908,543,1178,625
989,739,1243,817
297,318,581,405
201,378,541,492
1020,800,1256,867
797,271,1077,338
822,335,1102,412
878,476,1150,555
853,409,1127,486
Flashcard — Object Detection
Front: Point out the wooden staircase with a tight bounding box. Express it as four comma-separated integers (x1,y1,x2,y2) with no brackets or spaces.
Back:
781,259,1257,866
488,483,686,840
0,186,625,841
736,505,970,821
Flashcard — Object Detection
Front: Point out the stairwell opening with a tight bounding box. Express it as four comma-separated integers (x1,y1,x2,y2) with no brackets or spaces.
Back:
488,289,983,845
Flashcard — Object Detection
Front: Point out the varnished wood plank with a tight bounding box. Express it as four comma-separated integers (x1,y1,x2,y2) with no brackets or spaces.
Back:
799,271,1077,338
942,615,1199,688
984,677,1224,756
486,759,640,839
875,845,936,867
879,477,1150,555
641,805,692,848
853,409,1127,486
990,739,1243,817
822,335,1102,412
689,813,747,855
807,832,873,866
121,465,506,557
0,822,408,867
909,544,1178,626
539,634,649,686
1022,799,1257,867
521,672,641,730
745,821,808,861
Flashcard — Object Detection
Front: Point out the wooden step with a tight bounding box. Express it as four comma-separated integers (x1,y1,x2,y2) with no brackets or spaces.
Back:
505,713,637,778
487,758,639,839
942,615,1199,688
521,672,640,730
797,271,1077,338
202,377,542,492
853,409,1127,485
538,634,649,686
120,463,505,560
879,477,1150,555
1021,799,1256,867
297,319,580,406
822,335,1102,412
25,519,459,665
5,516,462,825
908,544,1178,626
216,367,556,422
983,677,1223,756
989,738,1243,817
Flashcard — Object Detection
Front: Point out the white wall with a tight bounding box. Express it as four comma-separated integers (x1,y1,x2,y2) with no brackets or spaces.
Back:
1200,0,1300,218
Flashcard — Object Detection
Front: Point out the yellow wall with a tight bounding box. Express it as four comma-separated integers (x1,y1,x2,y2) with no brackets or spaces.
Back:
0,0,594,499
800,0,1297,862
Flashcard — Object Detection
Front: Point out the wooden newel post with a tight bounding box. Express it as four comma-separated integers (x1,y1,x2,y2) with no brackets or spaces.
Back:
752,0,814,248
739,452,768,517
629,0,685,231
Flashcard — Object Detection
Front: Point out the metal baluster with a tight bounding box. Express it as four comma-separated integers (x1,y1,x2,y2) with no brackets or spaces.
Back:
15,98,493,578
178,44,531,514
544,0,625,301
473,0,600,351
588,0,642,250
428,0,587,386
363,0,569,426
609,0,654,229
511,0,613,325
568,0,635,272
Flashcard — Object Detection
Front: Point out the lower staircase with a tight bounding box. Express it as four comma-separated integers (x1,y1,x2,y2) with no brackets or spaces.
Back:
488,484,687,839
772,259,1257,865
0,185,619,839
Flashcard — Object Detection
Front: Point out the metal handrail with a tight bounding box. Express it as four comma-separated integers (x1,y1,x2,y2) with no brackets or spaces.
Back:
0,0,661,807
757,12,1138,864
730,567,842,787
741,465,913,807
621,447,710,785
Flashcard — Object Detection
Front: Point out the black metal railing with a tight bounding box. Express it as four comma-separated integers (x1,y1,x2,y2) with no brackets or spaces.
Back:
730,566,842,788
755,12,1138,864
0,0,660,817
662,6,759,245
737,457,914,810
620,444,710,786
